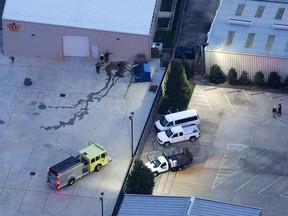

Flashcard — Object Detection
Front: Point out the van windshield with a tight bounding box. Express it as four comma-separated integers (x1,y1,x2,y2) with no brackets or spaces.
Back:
159,116,168,127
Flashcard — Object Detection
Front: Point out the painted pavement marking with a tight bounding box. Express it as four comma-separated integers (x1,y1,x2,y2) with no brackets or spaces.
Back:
190,90,212,110
257,176,284,194
212,143,248,189
154,171,177,195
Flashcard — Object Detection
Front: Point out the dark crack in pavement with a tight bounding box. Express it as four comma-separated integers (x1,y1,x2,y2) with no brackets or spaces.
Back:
41,61,133,130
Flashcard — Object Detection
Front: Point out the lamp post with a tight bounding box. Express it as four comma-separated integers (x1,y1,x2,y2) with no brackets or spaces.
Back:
99,192,104,216
201,42,209,75
129,112,134,160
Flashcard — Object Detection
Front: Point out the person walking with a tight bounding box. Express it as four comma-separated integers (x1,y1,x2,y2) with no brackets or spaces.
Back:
95,62,101,74
272,107,277,118
278,103,282,116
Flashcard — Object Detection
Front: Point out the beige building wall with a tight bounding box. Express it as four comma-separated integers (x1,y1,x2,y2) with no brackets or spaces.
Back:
2,19,151,62
205,50,288,82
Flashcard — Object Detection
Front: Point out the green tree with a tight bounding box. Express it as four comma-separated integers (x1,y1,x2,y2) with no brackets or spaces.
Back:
253,71,264,86
268,71,281,88
239,71,250,85
126,160,155,194
181,58,193,80
209,64,226,84
227,67,237,85
160,59,193,113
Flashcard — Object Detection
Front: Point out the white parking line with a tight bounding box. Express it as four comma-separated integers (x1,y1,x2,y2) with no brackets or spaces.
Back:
257,176,283,194
224,93,235,112
152,140,158,150
154,172,177,195
249,148,270,163
192,90,212,110
280,189,288,198
201,91,212,110
267,93,275,106
212,143,247,189
235,174,260,192
245,92,252,103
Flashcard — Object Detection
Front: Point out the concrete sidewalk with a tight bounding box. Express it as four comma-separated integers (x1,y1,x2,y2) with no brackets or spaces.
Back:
0,54,164,216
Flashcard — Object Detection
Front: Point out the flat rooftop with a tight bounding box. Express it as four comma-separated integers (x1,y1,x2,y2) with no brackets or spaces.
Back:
2,0,156,35
207,0,288,58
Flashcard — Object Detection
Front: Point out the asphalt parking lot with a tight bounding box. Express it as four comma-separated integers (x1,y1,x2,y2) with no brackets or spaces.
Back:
141,84,288,216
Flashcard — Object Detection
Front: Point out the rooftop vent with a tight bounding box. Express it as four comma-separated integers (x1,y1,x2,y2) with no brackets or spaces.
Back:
185,197,196,215
228,19,252,26
273,24,288,30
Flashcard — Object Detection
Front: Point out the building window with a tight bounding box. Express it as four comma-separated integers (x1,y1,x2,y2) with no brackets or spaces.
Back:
284,42,288,52
275,8,285,20
255,6,265,18
245,33,255,48
235,4,245,16
225,31,235,45
265,35,275,50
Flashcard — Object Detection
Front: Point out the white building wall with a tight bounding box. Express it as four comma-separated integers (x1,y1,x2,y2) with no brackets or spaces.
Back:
205,51,288,82
2,19,151,62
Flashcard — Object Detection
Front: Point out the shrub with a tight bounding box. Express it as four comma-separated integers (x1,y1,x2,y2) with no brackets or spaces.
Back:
268,71,281,88
253,71,264,86
283,75,288,89
239,71,250,85
181,58,193,80
209,64,226,84
160,59,193,113
227,67,238,85
126,160,155,194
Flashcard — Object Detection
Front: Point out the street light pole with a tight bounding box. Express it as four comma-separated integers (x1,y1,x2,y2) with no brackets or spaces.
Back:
99,192,104,216
201,42,209,75
129,112,134,160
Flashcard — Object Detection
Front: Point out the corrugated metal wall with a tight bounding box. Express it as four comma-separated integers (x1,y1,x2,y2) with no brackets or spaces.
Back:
205,51,288,82
2,19,151,62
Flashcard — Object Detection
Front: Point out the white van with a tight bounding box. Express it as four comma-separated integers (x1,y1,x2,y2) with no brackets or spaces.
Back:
155,109,200,131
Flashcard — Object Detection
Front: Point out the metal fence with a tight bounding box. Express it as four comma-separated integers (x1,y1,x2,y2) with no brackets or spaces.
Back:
112,65,169,216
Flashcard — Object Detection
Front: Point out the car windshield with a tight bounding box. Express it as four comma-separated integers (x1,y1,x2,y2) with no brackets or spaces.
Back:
159,116,168,127
165,129,173,138
152,159,161,168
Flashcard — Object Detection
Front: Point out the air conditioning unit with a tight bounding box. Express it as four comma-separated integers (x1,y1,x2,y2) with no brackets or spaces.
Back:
152,42,163,51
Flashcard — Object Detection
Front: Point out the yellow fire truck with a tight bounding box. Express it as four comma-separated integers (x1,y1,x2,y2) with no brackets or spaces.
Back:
47,143,112,189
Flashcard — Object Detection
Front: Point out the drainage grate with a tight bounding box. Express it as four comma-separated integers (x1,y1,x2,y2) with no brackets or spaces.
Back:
30,172,36,176
60,93,66,97
38,104,46,109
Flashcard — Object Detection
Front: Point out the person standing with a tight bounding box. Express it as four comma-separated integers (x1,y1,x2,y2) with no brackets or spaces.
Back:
95,62,101,74
278,103,282,116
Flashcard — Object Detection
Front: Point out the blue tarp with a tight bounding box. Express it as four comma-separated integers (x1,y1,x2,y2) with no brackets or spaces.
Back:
134,63,151,82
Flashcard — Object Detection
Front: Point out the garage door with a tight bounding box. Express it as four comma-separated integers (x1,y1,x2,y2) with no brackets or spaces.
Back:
63,35,89,57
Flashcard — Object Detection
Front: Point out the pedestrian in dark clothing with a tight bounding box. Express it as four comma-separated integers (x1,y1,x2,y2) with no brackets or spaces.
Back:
272,107,277,118
278,103,282,116
95,62,101,74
